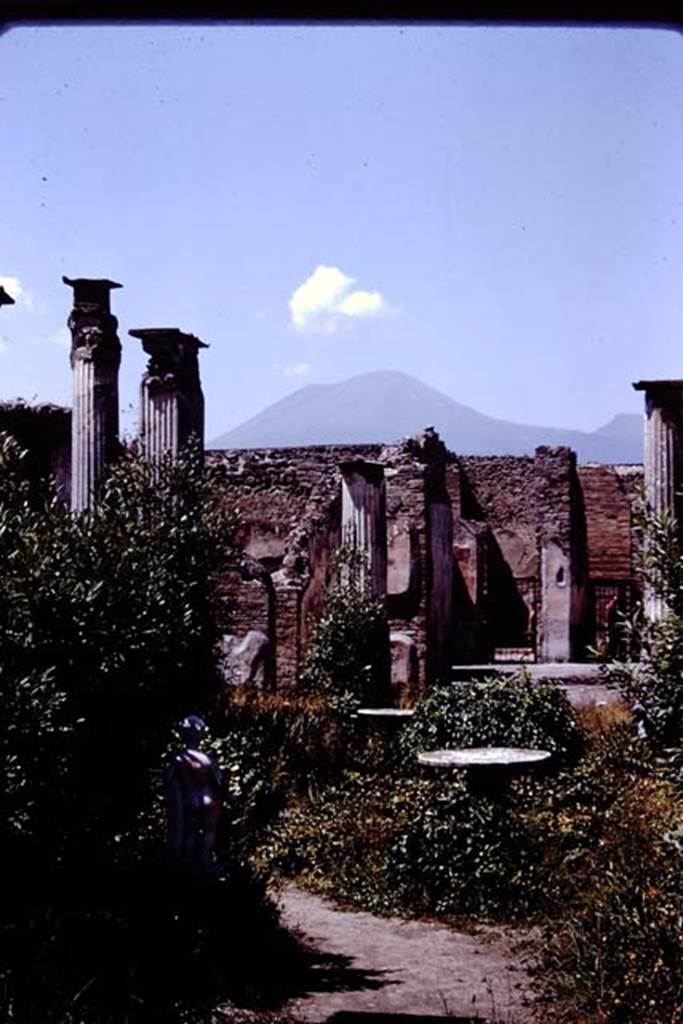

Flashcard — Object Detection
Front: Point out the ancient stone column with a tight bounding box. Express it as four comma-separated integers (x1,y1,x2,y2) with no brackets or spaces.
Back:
129,328,208,464
339,460,387,597
63,276,122,513
632,379,683,619
535,446,587,663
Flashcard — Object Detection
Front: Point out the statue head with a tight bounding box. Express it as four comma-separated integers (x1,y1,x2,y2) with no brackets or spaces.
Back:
179,714,207,747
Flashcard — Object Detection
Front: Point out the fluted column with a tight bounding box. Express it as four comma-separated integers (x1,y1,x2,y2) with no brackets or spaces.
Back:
64,276,122,513
130,328,208,465
339,460,387,598
633,379,683,619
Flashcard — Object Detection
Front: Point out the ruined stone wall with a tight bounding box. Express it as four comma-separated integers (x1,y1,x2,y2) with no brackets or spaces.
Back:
207,445,379,567
208,445,379,688
456,455,538,653
210,434,452,692
0,401,71,500
209,440,643,684
382,438,430,691
458,455,539,578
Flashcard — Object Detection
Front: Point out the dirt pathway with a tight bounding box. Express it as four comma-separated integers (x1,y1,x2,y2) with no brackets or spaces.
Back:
277,885,536,1023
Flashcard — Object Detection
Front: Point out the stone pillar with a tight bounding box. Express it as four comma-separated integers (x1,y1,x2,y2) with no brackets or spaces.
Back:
535,446,578,663
129,328,208,463
632,379,683,619
339,460,387,597
63,276,122,513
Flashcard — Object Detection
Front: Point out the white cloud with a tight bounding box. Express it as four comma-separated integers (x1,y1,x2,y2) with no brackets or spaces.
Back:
283,362,312,378
289,264,387,333
0,336,9,354
337,289,384,318
0,275,35,311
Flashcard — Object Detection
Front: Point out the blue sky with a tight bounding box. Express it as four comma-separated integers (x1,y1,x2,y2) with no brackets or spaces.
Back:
1,24,682,440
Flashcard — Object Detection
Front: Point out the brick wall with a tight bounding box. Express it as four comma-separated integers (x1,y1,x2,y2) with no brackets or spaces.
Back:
578,464,642,580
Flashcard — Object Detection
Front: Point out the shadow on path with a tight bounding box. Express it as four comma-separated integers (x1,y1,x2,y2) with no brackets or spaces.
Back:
326,1015,482,1024
273,940,398,1003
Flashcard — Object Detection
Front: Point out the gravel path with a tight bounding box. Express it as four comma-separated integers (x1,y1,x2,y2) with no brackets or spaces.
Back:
278,885,536,1023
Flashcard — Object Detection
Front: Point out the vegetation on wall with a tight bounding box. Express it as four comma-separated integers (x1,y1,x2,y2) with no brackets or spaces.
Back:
300,545,389,705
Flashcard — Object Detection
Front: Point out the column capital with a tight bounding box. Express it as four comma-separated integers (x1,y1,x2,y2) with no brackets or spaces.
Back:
633,378,683,397
130,328,208,391
62,276,122,310
64,276,122,370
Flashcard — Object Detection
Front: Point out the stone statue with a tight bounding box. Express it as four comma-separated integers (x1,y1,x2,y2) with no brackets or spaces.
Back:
164,715,223,869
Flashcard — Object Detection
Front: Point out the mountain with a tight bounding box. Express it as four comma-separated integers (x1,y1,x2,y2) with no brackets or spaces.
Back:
209,370,643,464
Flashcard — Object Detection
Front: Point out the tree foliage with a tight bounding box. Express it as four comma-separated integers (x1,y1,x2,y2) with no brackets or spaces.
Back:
608,506,683,755
300,545,389,705
0,434,238,866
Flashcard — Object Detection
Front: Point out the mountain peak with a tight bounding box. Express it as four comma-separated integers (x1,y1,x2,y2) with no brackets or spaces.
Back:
209,370,642,463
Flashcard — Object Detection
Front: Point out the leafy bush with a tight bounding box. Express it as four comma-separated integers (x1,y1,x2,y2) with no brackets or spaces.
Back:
535,776,683,1023
301,546,389,705
0,436,237,865
514,721,654,917
0,436,305,1022
264,765,536,920
607,506,683,755
399,670,582,766
208,689,364,858
532,505,683,1022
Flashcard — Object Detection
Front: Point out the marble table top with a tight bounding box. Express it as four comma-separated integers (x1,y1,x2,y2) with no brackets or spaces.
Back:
356,707,415,719
417,746,551,769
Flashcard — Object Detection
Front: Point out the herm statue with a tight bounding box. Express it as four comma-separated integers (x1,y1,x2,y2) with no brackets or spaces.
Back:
164,715,223,869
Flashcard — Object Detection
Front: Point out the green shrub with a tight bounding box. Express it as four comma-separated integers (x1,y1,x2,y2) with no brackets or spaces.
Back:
606,506,683,757
0,436,238,864
0,436,284,1022
535,776,683,1023
301,546,389,705
208,689,364,858
399,670,582,766
264,766,538,920
514,721,654,917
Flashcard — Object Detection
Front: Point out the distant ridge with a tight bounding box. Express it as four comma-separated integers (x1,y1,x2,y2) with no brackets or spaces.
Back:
209,370,643,464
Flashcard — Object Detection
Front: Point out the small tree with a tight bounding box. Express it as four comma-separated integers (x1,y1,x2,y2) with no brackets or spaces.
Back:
301,546,389,705
0,434,238,867
608,506,683,753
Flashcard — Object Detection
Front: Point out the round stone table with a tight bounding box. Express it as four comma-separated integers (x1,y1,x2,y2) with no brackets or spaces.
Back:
355,708,415,761
356,708,415,721
417,746,551,795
